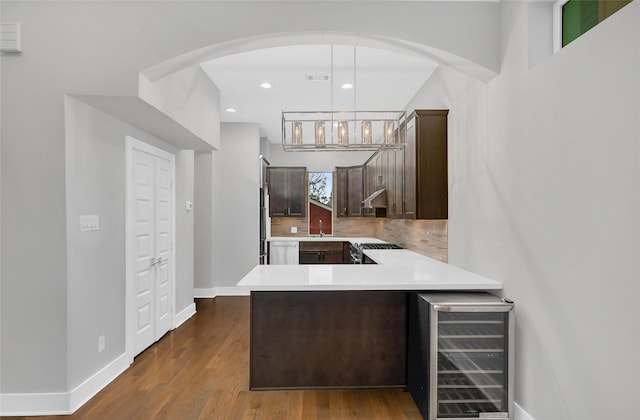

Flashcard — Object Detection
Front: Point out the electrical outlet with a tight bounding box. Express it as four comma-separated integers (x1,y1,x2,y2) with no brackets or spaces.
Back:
98,335,106,353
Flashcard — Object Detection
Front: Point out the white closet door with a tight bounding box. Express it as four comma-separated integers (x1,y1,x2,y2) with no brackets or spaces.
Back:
132,148,173,356
154,155,172,341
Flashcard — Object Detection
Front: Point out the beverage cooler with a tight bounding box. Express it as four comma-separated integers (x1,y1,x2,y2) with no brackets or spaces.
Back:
408,292,514,420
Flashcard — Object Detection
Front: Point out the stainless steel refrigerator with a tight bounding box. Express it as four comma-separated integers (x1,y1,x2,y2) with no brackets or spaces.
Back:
259,155,270,264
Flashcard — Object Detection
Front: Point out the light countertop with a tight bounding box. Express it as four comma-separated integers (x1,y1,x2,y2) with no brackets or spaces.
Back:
267,236,383,243
238,242,502,291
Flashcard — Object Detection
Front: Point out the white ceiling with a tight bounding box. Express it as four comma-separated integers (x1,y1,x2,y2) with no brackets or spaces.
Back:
200,44,439,143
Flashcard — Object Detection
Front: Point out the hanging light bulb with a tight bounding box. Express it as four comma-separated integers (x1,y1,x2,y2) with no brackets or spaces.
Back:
338,120,349,145
384,121,396,144
315,121,326,145
292,121,303,145
360,120,372,144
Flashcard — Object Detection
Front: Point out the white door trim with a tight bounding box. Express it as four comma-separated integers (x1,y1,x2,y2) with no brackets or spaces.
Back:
125,136,176,362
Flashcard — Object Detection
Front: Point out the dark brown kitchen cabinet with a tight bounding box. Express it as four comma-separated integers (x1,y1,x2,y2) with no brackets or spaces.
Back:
268,166,306,217
299,242,349,264
361,147,404,218
335,165,364,217
363,153,382,217
335,167,349,217
347,166,364,216
381,148,404,219
404,110,448,219
393,148,404,218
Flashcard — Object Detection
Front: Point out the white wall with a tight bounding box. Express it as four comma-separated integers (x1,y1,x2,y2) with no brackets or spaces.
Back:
194,152,214,293
175,150,195,311
63,97,195,392
139,67,221,150
407,2,640,419
213,123,260,289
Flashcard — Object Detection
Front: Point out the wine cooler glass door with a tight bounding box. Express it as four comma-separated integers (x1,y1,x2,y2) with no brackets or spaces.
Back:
432,310,512,419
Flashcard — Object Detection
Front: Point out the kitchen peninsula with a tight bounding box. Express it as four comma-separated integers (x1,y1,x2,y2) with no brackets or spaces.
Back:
237,238,502,390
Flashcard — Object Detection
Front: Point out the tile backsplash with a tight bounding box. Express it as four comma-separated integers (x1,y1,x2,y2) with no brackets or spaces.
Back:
270,216,447,262
374,218,447,262
270,217,309,237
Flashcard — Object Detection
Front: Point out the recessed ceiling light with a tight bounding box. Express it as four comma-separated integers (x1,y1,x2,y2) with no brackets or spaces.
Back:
225,108,237,113
260,82,273,89
340,83,354,90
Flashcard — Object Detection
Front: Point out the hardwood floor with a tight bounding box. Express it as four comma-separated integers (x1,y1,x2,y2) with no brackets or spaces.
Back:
7,297,422,419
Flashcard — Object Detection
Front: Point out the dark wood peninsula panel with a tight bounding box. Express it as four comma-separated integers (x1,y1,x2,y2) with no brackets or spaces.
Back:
250,291,407,390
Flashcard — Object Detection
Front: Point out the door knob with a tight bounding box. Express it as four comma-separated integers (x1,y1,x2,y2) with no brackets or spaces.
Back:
150,257,168,268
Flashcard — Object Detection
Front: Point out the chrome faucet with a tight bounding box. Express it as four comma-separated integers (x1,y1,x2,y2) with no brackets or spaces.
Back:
319,219,324,237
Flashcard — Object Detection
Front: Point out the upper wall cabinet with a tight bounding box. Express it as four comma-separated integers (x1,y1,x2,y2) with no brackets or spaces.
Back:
361,146,404,219
268,166,307,217
335,166,364,217
405,110,449,220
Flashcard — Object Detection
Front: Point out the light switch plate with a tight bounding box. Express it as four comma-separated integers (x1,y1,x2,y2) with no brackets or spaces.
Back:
186,201,193,211
80,215,99,232
291,226,297,233
1,23,22,53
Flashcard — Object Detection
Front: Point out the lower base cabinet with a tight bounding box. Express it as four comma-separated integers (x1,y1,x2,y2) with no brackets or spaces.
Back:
250,291,407,389
298,241,350,264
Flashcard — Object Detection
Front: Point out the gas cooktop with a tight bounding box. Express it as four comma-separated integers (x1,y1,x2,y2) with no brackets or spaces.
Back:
358,243,404,250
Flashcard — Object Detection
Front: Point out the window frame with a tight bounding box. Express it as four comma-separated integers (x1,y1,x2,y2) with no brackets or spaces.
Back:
553,0,570,53
553,0,632,52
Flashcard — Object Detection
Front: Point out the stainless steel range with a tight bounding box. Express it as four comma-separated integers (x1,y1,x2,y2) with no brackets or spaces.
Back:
349,242,403,264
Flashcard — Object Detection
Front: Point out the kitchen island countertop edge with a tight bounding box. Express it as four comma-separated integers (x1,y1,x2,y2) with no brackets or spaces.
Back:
238,248,502,291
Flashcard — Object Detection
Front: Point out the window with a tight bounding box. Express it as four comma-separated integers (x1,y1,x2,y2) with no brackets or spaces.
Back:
554,0,631,51
308,172,333,235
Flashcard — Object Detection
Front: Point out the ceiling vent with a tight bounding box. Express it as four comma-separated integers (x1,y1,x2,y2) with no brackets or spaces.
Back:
1,23,22,53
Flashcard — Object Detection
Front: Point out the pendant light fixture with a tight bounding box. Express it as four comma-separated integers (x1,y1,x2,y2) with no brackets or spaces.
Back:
361,120,372,144
315,121,326,145
384,121,396,144
337,120,349,145
282,45,406,151
292,121,303,145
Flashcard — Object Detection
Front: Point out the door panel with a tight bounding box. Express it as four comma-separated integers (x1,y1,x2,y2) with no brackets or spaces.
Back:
133,150,155,355
131,147,173,356
154,156,172,340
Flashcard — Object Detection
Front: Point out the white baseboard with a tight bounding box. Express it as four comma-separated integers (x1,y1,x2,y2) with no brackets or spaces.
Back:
194,286,249,298
0,353,131,416
0,392,70,416
194,287,216,298
174,302,196,328
69,352,131,412
515,402,535,420
215,286,250,296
